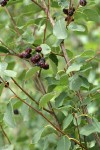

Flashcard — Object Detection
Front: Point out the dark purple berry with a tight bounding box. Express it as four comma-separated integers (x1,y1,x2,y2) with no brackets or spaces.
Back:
24,53,32,58
31,54,41,63
0,1,7,7
63,8,68,15
5,81,9,88
14,109,19,115
35,46,42,53
42,63,49,70
79,0,87,6
25,48,32,54
37,58,45,67
31,56,36,63
34,54,41,61
19,52,31,59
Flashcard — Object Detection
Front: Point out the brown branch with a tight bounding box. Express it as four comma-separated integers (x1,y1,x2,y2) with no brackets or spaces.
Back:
0,124,11,144
43,0,50,43
41,0,55,27
0,40,17,54
31,0,45,10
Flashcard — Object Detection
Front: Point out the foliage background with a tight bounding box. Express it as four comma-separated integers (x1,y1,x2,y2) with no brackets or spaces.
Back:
0,0,100,150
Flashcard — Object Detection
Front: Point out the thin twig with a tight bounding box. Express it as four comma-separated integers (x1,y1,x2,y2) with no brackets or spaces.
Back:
43,0,50,43
0,40,17,54
31,0,45,10
0,124,11,144
73,113,84,150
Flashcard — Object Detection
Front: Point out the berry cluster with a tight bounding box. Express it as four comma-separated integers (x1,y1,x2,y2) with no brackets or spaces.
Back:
19,46,49,70
19,48,32,59
63,0,87,24
0,0,9,7
31,46,49,70
63,7,75,23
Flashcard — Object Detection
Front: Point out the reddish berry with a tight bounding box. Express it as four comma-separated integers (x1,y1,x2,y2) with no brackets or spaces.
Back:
79,0,87,6
37,58,45,67
0,1,7,7
35,46,42,53
25,48,32,54
31,54,41,63
19,52,31,59
42,63,49,70
24,53,32,58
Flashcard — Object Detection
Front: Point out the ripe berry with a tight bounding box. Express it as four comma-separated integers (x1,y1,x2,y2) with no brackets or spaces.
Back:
31,54,41,63
24,53,32,58
13,109,19,115
0,0,7,7
63,8,68,15
37,58,45,67
42,63,49,70
25,48,32,54
19,52,31,59
79,0,87,6
35,46,42,53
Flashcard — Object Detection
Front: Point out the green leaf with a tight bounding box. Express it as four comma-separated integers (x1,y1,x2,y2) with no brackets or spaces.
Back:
42,125,57,137
66,63,83,74
83,9,99,22
0,62,8,71
32,128,44,144
56,136,71,150
3,102,16,128
0,145,14,150
68,23,85,32
22,28,34,43
25,67,39,80
4,70,17,77
62,114,73,130
39,92,55,108
0,83,4,96
80,124,97,136
0,46,9,53
53,18,67,39
69,75,83,91
40,44,51,55
55,92,67,107
21,99,30,121
49,53,58,66
49,59,57,75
